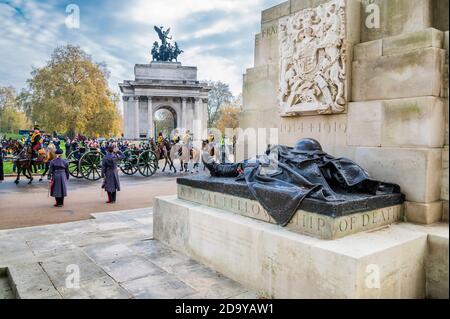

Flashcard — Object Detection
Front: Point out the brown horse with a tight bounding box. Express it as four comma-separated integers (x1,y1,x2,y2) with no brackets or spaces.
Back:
148,138,176,173
7,141,35,184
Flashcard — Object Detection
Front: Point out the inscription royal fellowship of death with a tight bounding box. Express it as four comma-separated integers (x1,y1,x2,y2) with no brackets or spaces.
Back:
178,185,403,240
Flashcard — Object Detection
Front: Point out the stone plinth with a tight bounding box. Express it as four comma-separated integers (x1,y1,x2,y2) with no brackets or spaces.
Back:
177,176,404,240
154,195,428,299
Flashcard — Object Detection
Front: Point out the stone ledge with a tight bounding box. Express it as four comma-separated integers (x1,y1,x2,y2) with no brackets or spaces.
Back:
383,28,444,56
397,222,449,299
352,47,445,101
154,195,428,299
443,201,449,222
347,97,445,148
442,146,449,201
177,184,404,240
404,201,444,225
7,263,62,299
354,28,444,61
334,146,443,204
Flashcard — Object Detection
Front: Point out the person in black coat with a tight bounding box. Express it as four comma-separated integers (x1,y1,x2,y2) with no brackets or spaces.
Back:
101,145,124,204
0,144,4,182
49,149,70,207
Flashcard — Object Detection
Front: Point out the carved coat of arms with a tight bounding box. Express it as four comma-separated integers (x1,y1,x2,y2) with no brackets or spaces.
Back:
278,0,347,116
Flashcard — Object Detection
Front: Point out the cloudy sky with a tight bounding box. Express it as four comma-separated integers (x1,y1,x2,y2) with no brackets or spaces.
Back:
0,0,281,97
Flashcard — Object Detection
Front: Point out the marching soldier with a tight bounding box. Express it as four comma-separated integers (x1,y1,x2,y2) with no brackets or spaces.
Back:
49,149,70,207
101,145,124,204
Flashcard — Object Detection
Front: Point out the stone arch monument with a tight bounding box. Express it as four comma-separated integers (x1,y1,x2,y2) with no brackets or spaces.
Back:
119,62,209,140
120,27,209,140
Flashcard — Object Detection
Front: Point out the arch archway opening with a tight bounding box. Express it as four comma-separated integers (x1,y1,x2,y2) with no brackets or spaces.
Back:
154,107,177,139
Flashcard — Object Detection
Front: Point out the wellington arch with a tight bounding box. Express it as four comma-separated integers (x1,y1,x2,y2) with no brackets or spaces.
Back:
119,62,209,140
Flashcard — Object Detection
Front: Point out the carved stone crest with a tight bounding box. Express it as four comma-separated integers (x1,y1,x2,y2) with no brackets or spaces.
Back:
278,0,347,116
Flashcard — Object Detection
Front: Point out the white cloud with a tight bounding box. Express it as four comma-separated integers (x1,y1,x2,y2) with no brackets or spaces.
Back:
126,0,264,28
0,0,279,98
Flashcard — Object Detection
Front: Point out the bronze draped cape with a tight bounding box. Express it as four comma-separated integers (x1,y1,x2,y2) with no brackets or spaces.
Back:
235,146,401,226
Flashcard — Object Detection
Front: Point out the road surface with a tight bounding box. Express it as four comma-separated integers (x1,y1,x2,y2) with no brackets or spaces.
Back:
0,171,196,230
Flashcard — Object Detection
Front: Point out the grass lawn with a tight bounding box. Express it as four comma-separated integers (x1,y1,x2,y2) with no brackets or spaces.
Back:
3,161,13,175
1,133,23,140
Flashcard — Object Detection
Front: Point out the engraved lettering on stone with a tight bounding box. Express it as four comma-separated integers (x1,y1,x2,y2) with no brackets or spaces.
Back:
278,0,346,116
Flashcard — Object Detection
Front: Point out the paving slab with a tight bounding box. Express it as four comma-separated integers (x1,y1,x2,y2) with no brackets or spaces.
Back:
40,250,108,288
82,243,136,263
122,272,196,299
98,255,165,283
174,265,248,299
57,276,132,299
0,207,256,299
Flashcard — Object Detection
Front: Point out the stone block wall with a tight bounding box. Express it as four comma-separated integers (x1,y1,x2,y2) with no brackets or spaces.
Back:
442,30,449,222
239,0,449,224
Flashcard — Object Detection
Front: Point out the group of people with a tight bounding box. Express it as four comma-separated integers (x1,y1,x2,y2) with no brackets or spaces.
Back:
48,143,123,207
1,126,238,208
1,128,125,207
65,136,130,158
1,129,63,177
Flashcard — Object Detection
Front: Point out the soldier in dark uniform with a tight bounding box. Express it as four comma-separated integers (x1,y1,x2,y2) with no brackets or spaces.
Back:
0,143,4,182
30,127,42,160
101,145,124,204
49,149,70,207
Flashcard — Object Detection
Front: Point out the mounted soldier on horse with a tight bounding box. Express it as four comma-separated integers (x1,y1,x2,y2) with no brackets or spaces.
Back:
170,130,201,174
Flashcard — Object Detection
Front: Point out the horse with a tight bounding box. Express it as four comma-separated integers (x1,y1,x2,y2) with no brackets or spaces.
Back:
6,140,35,184
170,140,201,173
39,144,57,182
148,138,177,173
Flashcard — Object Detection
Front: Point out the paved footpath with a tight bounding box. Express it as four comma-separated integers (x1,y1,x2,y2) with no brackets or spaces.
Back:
0,171,187,230
0,208,257,299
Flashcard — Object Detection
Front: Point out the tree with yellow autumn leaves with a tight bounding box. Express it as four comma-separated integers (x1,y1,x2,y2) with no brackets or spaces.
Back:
21,45,121,138
214,94,242,135
0,86,29,133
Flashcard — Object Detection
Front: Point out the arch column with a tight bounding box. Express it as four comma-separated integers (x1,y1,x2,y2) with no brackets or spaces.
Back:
122,96,130,139
181,97,188,131
133,97,140,139
202,98,208,137
147,97,153,139
194,98,203,139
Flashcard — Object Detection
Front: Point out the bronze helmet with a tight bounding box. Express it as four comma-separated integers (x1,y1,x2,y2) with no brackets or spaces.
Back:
292,138,325,154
